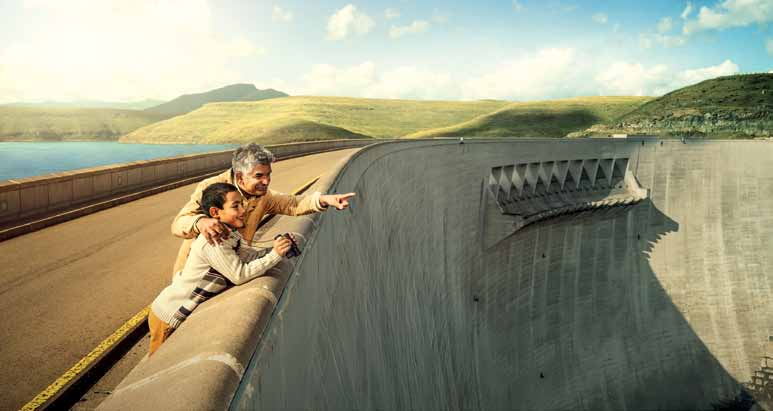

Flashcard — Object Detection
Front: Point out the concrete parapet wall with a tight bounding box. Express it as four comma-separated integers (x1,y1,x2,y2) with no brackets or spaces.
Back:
0,139,375,229
97,154,352,411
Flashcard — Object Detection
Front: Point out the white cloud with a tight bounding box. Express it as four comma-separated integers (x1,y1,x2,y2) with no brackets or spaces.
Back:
596,59,739,96
640,33,687,48
1,0,259,103
389,20,430,38
384,8,400,19
681,1,693,19
639,34,653,49
293,52,741,101
551,1,577,13
657,17,673,33
767,38,773,55
226,37,265,57
366,66,454,99
513,0,524,12
677,59,738,84
461,48,590,100
592,12,608,24
300,62,377,96
683,0,773,35
432,9,449,23
296,62,455,100
327,4,375,41
272,5,293,22
596,62,670,96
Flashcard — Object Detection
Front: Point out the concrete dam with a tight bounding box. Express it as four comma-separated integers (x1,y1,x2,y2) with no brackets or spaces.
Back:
102,139,773,411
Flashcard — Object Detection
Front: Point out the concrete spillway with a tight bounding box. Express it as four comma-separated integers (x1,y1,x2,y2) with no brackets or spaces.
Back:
230,139,773,410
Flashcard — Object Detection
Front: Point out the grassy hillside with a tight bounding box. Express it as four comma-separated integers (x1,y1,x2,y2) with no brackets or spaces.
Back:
0,107,165,141
579,73,773,138
619,73,772,121
144,84,288,119
406,96,652,138
121,96,510,144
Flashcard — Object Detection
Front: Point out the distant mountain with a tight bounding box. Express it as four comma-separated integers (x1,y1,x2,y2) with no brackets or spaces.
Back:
0,107,165,141
3,99,164,110
144,84,288,119
574,73,773,138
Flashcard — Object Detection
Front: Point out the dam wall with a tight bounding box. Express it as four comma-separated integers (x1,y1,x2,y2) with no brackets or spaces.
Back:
0,139,375,235
98,139,773,410
231,139,772,410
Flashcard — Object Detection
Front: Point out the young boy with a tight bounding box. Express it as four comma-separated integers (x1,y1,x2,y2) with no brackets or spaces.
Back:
148,182,294,356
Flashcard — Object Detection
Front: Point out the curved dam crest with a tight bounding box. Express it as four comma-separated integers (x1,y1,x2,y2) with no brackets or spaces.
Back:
229,139,773,410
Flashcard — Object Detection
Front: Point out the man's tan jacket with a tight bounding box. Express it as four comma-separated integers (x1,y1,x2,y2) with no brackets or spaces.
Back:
171,169,326,273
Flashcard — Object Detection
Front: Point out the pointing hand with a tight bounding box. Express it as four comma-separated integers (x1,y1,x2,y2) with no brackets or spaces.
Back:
321,193,356,210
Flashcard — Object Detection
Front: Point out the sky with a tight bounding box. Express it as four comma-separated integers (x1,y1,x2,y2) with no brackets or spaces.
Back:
0,0,771,103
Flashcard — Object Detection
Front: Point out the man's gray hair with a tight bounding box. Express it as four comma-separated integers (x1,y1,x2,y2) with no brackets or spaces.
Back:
232,143,275,175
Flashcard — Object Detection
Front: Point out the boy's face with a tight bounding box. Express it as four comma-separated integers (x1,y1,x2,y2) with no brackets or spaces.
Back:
211,191,246,228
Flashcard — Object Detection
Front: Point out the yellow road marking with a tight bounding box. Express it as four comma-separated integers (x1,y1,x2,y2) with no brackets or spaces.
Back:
20,306,150,411
19,174,323,411
291,175,321,195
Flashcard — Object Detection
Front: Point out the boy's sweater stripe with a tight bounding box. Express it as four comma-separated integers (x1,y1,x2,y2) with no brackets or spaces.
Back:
171,267,232,328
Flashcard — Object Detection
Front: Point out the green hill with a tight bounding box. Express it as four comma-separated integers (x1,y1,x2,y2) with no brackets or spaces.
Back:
406,96,651,138
578,73,773,138
0,107,165,141
120,96,510,144
144,84,288,119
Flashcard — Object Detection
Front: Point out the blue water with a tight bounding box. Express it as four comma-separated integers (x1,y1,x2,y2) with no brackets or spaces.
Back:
0,142,237,181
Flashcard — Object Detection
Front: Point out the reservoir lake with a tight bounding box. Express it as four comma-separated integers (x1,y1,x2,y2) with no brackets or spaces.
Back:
0,141,236,182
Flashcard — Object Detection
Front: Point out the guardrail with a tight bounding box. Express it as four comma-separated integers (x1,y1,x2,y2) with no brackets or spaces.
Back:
0,139,377,241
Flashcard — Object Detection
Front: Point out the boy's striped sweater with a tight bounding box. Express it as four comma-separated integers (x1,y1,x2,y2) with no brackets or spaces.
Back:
152,230,282,328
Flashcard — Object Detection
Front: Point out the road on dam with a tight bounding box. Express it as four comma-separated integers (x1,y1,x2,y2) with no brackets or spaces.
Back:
0,148,361,411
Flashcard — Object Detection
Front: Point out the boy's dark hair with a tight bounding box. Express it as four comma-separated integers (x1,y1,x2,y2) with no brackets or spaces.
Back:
200,183,239,217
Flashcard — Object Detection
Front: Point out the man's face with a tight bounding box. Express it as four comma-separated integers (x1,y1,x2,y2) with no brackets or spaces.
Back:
236,164,272,196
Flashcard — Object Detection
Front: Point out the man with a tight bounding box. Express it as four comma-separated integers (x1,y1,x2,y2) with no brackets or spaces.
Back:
171,143,355,273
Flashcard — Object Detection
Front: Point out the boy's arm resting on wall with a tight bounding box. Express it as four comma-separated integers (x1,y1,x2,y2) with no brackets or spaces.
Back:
236,239,272,262
171,180,210,239
267,190,327,216
203,241,283,285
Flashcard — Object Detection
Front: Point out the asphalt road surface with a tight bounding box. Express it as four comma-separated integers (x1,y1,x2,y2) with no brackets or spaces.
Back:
0,148,360,411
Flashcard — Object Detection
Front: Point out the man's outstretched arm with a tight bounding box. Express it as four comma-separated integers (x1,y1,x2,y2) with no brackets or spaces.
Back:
268,191,356,216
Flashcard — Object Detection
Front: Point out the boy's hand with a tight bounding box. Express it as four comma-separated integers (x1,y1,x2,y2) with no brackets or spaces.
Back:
273,236,293,257
196,217,229,245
